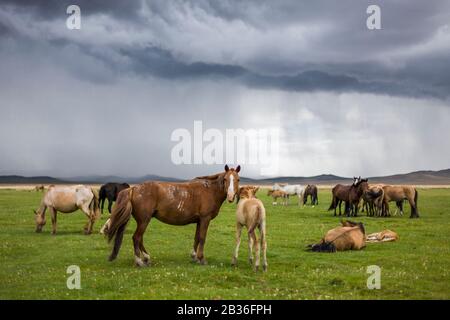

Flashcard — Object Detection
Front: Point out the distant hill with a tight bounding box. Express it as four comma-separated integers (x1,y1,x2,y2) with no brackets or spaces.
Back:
0,175,67,184
63,174,183,184
1,169,450,185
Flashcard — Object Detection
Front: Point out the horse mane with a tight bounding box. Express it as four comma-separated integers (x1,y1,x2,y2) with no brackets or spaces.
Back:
193,172,225,181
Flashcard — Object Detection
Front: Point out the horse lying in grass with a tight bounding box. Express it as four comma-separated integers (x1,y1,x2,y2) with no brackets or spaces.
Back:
267,189,288,205
34,185,100,234
232,186,267,272
308,220,366,252
106,165,241,267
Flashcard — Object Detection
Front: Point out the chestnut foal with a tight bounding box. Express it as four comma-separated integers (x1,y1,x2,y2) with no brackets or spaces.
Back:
232,186,267,272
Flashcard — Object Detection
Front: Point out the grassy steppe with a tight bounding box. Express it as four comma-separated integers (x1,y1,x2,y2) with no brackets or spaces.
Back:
0,188,449,299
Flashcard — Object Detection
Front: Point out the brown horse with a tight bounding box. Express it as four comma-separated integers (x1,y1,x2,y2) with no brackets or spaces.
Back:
308,220,366,252
362,184,384,216
303,184,319,206
328,177,359,216
382,185,419,218
348,178,369,216
267,189,288,205
106,165,241,267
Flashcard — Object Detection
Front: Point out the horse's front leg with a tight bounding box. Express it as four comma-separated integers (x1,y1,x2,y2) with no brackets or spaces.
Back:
50,207,57,235
195,218,211,265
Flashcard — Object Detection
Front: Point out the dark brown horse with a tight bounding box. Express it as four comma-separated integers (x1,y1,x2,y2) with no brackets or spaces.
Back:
99,182,130,213
328,184,352,216
303,184,318,206
348,178,369,216
106,165,241,267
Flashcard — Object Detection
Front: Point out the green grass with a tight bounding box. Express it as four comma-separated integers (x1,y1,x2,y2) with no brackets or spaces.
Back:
0,188,449,300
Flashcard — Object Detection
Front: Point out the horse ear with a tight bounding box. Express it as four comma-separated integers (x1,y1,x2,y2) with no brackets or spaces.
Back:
33,210,37,215
224,164,230,172
235,165,241,173
254,186,259,193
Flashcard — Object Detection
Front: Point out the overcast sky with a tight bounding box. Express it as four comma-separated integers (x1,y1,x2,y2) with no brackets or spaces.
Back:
1,0,449,179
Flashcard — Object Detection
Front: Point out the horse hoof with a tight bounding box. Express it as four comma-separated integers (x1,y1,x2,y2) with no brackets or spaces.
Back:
135,260,147,267
263,265,268,272
254,265,259,272
197,259,207,265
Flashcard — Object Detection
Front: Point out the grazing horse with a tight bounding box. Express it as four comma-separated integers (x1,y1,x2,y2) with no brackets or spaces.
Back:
106,165,241,267
308,220,366,252
272,183,305,206
267,189,288,205
34,185,45,192
34,185,100,234
382,185,419,218
232,186,267,272
348,178,369,216
99,182,131,214
303,184,319,206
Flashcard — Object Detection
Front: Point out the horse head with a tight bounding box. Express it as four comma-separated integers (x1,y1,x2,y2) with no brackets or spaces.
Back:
34,209,46,233
224,164,241,203
237,186,259,202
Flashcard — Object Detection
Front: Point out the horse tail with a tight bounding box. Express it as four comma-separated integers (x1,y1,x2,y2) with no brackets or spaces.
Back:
412,188,419,218
248,205,262,234
107,188,134,261
90,188,100,219
328,194,336,211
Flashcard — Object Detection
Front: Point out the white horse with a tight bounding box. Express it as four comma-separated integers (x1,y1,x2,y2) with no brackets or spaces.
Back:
34,185,100,234
272,183,305,206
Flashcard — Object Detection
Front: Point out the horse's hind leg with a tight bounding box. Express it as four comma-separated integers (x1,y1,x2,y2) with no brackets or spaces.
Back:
81,204,94,235
253,231,261,272
195,218,211,265
231,223,243,267
247,230,255,266
133,217,151,267
260,226,267,272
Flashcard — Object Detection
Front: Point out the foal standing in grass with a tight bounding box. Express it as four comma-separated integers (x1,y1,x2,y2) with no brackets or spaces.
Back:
232,186,267,272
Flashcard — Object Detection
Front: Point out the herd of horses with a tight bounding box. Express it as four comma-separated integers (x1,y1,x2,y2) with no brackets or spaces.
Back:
32,166,419,270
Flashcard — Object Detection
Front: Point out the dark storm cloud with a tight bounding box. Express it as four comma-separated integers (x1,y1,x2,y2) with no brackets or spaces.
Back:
0,0,142,20
1,0,450,179
1,0,450,99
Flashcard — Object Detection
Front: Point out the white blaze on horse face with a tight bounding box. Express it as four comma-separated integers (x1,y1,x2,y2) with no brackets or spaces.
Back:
227,174,235,202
